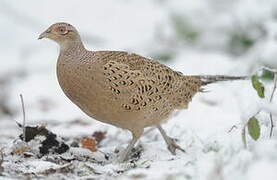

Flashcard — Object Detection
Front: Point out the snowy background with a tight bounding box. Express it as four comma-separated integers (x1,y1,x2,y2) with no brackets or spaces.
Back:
0,0,277,179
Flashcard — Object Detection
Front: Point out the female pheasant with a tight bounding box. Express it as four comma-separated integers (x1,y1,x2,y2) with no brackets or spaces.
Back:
39,22,246,162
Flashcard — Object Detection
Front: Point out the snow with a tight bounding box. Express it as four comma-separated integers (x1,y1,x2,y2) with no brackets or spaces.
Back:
0,0,277,179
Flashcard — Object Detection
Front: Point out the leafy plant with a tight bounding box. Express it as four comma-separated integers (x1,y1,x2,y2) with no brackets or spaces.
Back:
242,68,277,147
251,75,265,98
261,69,275,80
242,117,261,148
247,117,260,141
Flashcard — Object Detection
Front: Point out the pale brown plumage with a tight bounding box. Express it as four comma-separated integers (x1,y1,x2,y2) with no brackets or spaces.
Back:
39,22,246,162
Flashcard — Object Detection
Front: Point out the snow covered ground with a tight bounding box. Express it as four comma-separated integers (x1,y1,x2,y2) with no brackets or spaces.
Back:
0,0,277,179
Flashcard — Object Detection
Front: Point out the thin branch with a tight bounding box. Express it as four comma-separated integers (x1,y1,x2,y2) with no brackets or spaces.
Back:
228,125,238,133
255,66,277,75
242,127,247,149
0,148,3,163
0,148,4,175
269,73,277,102
269,73,277,137
20,94,26,142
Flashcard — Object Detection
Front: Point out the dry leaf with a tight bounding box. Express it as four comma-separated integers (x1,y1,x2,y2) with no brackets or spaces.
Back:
81,137,97,152
92,131,106,144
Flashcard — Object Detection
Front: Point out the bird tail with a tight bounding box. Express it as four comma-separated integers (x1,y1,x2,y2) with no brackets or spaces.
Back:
192,75,248,86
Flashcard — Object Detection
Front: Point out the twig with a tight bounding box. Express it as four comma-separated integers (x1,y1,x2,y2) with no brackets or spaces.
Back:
270,73,277,102
20,94,26,142
242,127,247,148
0,148,4,175
228,125,238,133
253,110,261,118
256,66,277,75
269,73,277,137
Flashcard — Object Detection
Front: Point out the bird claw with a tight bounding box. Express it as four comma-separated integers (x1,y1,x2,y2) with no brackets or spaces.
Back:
166,137,186,155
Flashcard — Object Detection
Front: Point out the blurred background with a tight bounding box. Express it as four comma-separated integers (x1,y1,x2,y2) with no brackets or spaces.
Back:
0,0,277,178
1,0,277,137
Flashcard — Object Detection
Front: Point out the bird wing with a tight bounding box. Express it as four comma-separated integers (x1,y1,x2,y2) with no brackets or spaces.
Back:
100,51,190,112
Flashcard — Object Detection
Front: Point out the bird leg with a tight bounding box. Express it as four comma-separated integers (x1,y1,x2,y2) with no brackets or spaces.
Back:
157,125,186,155
118,137,138,163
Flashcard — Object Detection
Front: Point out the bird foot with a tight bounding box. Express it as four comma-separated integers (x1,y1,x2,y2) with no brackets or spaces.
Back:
117,145,143,163
166,137,186,155
116,138,139,163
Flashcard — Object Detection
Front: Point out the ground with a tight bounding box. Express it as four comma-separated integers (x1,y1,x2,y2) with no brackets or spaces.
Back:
0,0,277,179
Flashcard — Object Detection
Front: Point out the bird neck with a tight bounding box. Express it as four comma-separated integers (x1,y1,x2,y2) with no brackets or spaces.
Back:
59,38,86,56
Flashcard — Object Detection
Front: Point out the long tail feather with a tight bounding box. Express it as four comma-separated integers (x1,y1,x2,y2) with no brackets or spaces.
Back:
193,75,248,86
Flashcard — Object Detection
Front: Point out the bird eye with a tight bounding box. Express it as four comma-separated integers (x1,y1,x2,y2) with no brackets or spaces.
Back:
58,27,67,35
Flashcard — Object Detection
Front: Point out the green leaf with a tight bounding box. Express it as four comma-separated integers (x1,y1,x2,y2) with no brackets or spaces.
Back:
261,69,275,80
251,75,265,98
247,117,260,141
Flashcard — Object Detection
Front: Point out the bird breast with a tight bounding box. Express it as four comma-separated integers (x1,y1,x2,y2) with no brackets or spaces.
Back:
56,55,132,127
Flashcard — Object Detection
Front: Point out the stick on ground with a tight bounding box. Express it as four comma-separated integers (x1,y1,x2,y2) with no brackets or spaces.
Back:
20,94,26,142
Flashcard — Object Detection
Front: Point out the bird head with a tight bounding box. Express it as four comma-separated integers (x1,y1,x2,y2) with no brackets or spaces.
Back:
38,22,80,45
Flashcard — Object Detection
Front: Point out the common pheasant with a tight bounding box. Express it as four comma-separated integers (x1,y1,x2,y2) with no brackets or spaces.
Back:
38,22,246,162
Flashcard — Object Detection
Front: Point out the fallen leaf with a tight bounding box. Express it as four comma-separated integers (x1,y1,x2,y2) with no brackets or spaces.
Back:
92,131,106,144
81,137,97,152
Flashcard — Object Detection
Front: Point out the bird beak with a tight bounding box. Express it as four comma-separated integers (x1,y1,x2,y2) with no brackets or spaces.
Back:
38,30,49,40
